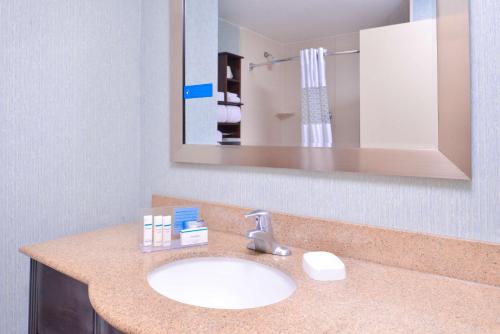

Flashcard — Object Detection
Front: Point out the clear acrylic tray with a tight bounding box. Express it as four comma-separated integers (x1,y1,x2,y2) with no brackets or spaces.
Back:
139,205,208,253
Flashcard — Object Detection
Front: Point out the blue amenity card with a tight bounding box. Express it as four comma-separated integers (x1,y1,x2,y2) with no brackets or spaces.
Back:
173,207,200,235
184,83,213,99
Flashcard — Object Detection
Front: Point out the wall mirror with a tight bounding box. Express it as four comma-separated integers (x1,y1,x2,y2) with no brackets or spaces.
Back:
170,0,470,180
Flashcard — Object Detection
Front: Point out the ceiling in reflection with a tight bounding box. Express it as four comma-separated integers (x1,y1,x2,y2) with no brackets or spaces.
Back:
219,0,410,42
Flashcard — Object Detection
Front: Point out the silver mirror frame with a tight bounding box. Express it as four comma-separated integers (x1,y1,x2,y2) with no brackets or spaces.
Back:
170,0,471,180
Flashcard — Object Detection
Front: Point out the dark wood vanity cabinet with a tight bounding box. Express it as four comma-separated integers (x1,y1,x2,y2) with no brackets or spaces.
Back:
29,259,123,334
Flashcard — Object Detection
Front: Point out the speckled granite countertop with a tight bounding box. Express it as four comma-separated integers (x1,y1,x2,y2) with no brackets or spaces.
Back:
20,223,500,334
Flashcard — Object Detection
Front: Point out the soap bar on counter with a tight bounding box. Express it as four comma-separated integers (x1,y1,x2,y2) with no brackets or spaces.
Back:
302,251,346,281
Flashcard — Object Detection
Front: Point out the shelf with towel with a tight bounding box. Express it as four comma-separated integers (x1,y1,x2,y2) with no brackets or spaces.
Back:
218,121,241,138
218,52,244,142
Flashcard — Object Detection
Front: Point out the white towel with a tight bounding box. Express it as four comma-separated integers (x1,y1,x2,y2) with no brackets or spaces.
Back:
218,91,240,103
217,105,228,123
227,95,241,103
217,131,223,142
226,106,241,123
227,92,240,102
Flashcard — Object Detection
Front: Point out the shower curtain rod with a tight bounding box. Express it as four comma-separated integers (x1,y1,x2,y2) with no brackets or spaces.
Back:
248,49,360,71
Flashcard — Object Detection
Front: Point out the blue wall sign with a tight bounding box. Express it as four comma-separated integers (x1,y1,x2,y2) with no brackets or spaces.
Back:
184,83,213,99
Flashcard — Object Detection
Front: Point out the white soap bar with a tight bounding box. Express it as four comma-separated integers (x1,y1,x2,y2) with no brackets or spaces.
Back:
302,251,346,281
180,227,208,246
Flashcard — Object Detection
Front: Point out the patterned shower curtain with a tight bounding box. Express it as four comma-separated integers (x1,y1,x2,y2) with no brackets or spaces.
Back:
300,48,333,148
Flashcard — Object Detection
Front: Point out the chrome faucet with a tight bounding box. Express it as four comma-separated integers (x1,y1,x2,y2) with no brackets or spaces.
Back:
244,210,291,256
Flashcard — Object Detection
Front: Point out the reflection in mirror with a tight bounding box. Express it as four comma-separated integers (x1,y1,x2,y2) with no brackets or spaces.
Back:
184,0,437,150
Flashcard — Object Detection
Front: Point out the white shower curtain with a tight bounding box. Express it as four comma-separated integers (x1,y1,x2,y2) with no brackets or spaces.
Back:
300,48,333,148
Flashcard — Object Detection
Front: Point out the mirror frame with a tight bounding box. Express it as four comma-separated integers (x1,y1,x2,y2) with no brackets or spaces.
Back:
170,0,471,180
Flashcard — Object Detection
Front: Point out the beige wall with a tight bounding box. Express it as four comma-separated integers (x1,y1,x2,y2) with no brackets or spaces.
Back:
360,19,438,149
240,28,287,146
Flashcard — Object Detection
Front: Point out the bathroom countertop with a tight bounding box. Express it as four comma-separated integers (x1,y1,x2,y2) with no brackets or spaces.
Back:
20,223,500,334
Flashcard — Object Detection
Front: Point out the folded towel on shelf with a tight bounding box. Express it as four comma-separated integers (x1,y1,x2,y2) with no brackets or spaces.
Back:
226,92,240,103
227,96,241,103
226,106,241,123
217,130,223,142
217,92,225,102
218,91,241,103
217,105,228,123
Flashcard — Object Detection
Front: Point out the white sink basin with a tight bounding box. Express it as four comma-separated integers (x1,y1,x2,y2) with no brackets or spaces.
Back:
147,257,296,309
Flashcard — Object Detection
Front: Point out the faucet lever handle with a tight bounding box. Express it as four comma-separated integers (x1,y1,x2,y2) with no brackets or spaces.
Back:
244,209,272,232
244,209,269,219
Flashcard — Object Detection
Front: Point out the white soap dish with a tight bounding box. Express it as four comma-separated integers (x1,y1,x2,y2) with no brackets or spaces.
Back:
302,251,346,281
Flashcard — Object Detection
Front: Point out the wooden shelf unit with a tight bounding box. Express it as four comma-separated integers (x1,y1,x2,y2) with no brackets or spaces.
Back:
218,52,243,145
